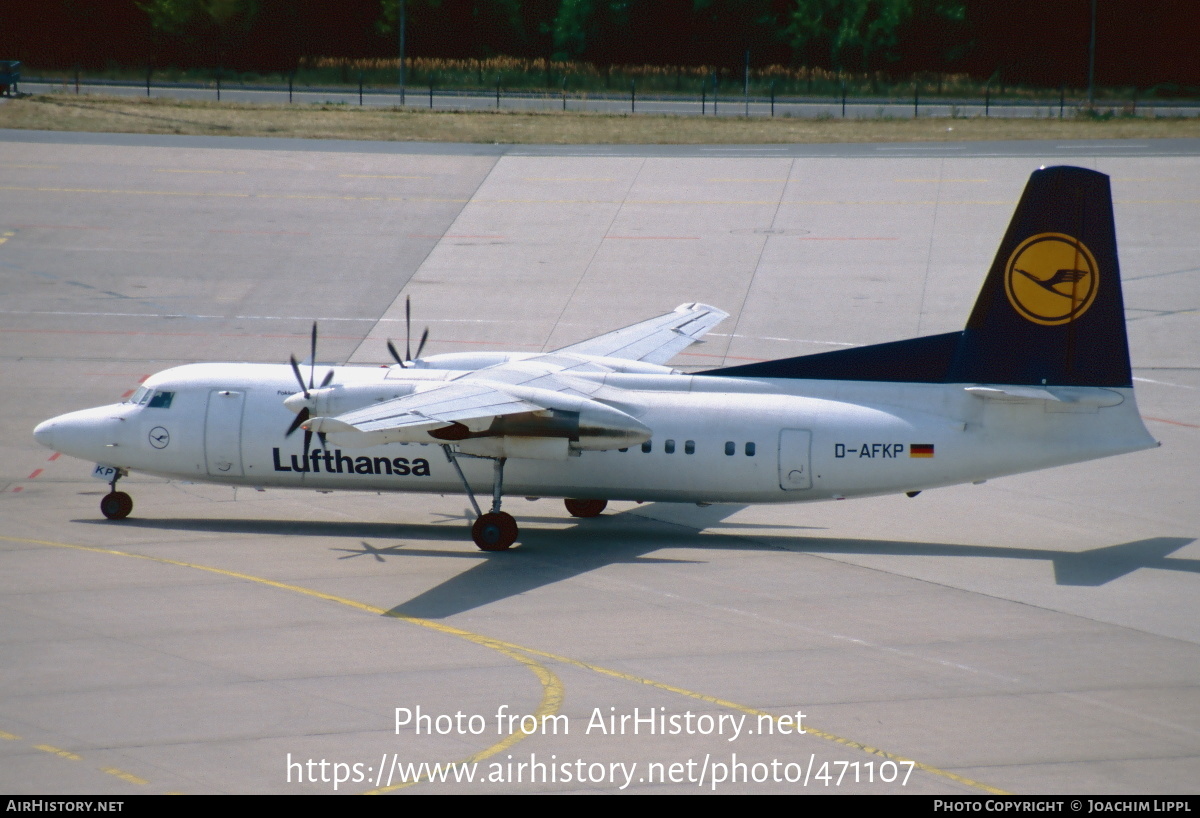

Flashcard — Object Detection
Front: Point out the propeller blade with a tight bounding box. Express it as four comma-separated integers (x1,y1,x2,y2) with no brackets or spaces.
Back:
302,428,312,455
413,328,429,361
320,369,334,387
405,296,412,363
317,431,328,449
387,339,405,367
308,322,318,390
285,406,310,438
289,355,309,399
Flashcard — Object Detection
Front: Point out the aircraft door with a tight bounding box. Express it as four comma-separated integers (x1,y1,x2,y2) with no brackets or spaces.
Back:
204,389,245,477
778,429,812,490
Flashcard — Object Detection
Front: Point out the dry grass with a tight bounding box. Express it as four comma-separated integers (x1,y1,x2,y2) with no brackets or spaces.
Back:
2,93,1198,144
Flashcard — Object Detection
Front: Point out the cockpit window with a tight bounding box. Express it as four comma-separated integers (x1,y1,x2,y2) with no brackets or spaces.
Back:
127,386,151,405
147,390,175,409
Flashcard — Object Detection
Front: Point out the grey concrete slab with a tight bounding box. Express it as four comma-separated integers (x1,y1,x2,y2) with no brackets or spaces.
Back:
0,133,1197,794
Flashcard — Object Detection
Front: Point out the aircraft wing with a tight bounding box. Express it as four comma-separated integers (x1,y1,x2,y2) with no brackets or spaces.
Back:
305,375,649,453
552,302,728,365
302,304,724,450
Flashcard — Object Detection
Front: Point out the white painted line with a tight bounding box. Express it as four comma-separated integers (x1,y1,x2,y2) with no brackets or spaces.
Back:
1134,376,1197,390
1056,144,1149,149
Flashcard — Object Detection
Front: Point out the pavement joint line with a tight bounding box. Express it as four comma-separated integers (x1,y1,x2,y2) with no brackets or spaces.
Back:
4,185,1195,205
2,533,1008,794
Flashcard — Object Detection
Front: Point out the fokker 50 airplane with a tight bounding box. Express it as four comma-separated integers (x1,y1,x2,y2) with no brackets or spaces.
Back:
34,166,1157,550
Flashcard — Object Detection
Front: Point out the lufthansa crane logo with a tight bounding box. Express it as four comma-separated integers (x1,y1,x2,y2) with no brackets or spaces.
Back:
1004,233,1099,326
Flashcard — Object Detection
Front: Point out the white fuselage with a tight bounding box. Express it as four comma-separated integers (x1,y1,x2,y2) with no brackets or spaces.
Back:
35,361,1157,506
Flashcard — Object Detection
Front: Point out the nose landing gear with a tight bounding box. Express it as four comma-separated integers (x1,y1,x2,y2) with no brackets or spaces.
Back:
100,469,132,520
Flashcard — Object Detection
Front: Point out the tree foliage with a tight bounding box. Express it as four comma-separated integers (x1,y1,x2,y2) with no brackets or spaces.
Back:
140,0,260,35
4,0,1196,86
139,0,261,65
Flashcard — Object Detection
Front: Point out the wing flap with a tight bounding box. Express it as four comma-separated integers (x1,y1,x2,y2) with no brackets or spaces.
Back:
340,382,542,432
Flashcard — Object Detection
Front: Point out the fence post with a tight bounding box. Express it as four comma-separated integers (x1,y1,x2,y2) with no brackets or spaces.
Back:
984,87,989,117
495,75,500,109
702,85,706,115
359,71,363,106
631,80,635,113
712,72,717,115
770,80,774,117
289,72,293,103
429,76,433,109
744,49,750,117
216,69,221,101
1059,85,1064,118
146,64,151,97
914,85,918,118
841,79,846,118
562,76,567,111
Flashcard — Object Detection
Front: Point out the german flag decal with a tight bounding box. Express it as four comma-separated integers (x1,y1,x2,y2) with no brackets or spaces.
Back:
910,444,935,458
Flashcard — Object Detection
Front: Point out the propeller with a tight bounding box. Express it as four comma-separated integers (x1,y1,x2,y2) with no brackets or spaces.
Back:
387,296,429,367
284,322,334,450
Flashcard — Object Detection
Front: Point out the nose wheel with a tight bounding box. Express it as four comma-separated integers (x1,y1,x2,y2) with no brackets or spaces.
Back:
99,470,133,520
101,491,133,520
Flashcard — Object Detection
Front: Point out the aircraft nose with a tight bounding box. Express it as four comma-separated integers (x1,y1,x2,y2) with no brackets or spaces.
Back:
33,405,129,461
33,418,57,450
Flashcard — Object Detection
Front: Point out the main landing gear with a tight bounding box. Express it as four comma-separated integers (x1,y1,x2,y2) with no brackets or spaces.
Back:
100,469,132,520
442,446,519,551
564,498,607,518
440,447,613,550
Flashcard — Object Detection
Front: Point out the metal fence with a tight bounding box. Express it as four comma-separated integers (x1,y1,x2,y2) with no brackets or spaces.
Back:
18,74,1200,120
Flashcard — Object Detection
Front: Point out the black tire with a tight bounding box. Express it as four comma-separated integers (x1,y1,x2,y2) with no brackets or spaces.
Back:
472,512,518,551
564,498,608,518
100,491,133,520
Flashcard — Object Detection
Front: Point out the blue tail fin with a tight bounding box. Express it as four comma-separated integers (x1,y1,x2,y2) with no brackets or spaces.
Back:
946,165,1130,387
704,166,1132,388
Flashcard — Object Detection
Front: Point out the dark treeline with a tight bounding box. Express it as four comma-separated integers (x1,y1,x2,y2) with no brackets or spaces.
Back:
5,1,1198,89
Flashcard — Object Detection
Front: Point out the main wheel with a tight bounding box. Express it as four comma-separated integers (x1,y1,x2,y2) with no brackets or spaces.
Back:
100,491,133,520
564,498,608,518
472,511,518,551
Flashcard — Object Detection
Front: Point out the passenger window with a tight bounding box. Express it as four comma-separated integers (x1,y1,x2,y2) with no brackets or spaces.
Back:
725,441,735,456
618,448,628,453
685,440,695,455
147,391,175,409
745,442,756,456
641,441,652,453
664,439,675,454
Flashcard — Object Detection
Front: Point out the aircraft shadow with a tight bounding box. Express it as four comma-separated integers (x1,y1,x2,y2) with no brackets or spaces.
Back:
768,534,1200,587
77,510,1197,618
